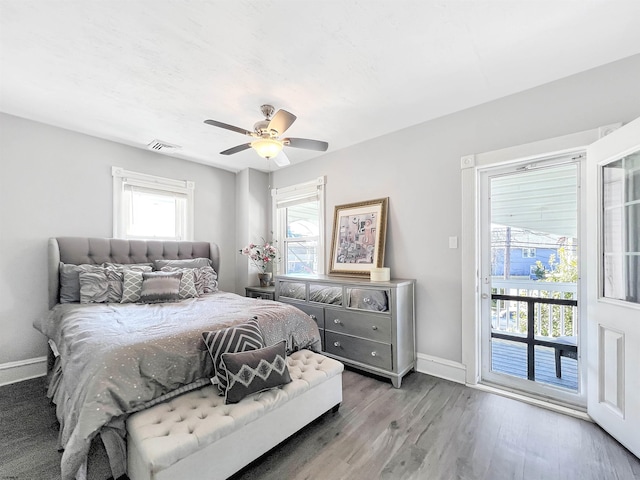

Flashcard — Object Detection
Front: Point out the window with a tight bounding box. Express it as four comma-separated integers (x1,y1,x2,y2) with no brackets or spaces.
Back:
272,177,325,275
522,247,537,258
602,151,640,304
112,167,194,240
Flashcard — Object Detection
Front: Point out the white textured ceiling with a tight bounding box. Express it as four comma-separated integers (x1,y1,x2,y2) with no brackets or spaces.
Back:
1,1,640,172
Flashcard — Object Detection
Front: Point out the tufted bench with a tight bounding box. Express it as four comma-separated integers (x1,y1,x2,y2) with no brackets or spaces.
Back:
126,350,343,480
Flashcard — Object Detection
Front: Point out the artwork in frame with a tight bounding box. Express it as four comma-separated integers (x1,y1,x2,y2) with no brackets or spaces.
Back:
329,197,388,276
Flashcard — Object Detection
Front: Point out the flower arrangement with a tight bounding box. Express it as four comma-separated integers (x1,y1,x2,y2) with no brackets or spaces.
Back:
239,239,279,273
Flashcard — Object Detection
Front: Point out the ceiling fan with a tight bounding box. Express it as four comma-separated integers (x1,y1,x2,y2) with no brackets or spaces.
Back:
204,104,329,167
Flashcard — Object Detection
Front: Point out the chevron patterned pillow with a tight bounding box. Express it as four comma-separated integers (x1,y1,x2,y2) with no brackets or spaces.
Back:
202,318,265,394
220,340,291,404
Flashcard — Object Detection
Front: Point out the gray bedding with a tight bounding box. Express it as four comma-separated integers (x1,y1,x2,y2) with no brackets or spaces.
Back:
34,292,321,480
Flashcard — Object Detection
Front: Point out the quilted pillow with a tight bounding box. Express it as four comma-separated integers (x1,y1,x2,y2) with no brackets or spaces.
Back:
194,266,218,294
139,271,183,304
220,340,291,404
202,318,265,394
79,270,109,304
59,263,104,303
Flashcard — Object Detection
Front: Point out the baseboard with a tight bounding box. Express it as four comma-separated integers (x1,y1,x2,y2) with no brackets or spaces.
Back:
416,353,466,384
0,356,47,387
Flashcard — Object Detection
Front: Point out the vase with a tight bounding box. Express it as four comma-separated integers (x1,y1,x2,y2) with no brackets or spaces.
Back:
258,272,272,287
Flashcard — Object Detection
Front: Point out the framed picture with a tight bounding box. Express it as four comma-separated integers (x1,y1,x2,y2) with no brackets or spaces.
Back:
329,197,388,276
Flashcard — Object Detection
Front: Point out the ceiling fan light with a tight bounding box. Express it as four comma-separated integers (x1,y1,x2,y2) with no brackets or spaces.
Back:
251,138,283,159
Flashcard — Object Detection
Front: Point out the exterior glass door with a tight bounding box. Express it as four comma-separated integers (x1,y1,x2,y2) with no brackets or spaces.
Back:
481,158,584,406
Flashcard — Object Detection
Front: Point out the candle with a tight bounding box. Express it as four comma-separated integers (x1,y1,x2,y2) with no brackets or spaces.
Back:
370,267,390,282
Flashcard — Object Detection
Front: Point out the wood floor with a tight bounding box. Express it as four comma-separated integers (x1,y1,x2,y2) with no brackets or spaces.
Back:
1,369,638,480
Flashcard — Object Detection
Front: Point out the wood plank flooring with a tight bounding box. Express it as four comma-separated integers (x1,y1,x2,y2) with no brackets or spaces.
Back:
1,369,638,480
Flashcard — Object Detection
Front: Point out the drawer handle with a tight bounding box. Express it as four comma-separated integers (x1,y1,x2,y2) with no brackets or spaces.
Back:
334,341,341,347
372,325,378,330
333,319,341,324
310,315,317,320
371,351,377,357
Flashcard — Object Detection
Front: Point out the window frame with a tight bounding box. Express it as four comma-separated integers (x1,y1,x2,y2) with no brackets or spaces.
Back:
271,176,326,276
112,166,194,241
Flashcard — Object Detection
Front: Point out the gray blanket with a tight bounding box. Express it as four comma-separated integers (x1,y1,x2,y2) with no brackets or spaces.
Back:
33,292,320,480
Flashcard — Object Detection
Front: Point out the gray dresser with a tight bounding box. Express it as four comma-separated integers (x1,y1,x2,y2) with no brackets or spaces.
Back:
275,274,415,388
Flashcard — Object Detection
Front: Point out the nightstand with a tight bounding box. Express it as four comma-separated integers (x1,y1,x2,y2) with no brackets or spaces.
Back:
244,285,275,300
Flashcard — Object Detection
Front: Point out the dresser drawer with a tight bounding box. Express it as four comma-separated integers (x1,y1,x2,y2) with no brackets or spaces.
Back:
325,332,392,370
292,303,325,329
324,309,391,342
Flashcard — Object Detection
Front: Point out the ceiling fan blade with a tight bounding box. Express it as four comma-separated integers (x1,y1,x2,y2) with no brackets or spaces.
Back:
273,150,290,167
284,137,329,152
268,109,297,135
220,143,252,155
204,119,253,136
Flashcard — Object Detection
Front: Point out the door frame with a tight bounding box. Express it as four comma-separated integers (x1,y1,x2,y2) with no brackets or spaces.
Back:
461,126,619,399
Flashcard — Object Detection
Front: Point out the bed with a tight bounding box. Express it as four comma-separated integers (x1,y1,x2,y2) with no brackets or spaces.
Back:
33,237,321,480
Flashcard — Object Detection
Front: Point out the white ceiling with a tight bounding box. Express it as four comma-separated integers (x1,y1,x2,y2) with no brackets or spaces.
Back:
1,1,640,173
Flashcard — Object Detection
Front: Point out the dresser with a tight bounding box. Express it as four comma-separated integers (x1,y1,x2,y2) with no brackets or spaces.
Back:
275,274,415,388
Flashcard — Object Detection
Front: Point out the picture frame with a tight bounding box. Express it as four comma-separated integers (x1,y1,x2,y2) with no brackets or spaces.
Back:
329,197,388,276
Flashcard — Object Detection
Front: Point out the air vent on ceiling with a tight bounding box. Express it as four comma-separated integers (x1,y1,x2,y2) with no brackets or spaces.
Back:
147,140,181,152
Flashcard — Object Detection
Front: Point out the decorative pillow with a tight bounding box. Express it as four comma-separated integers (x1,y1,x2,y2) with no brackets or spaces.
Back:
194,266,218,294
102,263,153,303
158,267,199,299
139,271,183,304
220,340,291,404
121,270,144,303
202,318,265,394
177,268,198,299
102,262,154,270
79,270,109,303
154,257,212,270
59,263,105,303
162,265,218,295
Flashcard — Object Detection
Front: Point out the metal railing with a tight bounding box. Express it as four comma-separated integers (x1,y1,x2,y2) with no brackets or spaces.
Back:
491,279,577,337
490,279,578,381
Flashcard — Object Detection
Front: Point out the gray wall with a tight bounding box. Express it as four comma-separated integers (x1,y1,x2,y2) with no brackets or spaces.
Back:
0,113,237,365
270,54,640,364
234,168,270,294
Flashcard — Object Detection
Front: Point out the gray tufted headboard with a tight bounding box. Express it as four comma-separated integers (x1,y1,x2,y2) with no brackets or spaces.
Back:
48,237,220,308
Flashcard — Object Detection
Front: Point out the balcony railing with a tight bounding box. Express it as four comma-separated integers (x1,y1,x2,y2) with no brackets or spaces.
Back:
491,279,578,384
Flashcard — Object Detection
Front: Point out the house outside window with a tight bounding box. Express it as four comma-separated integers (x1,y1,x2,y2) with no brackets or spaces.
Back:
522,247,537,258
272,177,326,275
112,167,194,241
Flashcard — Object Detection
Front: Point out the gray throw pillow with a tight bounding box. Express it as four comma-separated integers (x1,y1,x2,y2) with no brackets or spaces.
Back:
220,340,291,404
59,263,104,303
161,265,218,295
139,271,183,303
102,263,153,303
202,318,265,395
194,266,218,294
154,257,212,270
79,270,109,304
121,270,144,303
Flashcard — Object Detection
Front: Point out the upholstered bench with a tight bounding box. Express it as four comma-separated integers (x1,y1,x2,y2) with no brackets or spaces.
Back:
126,350,343,480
